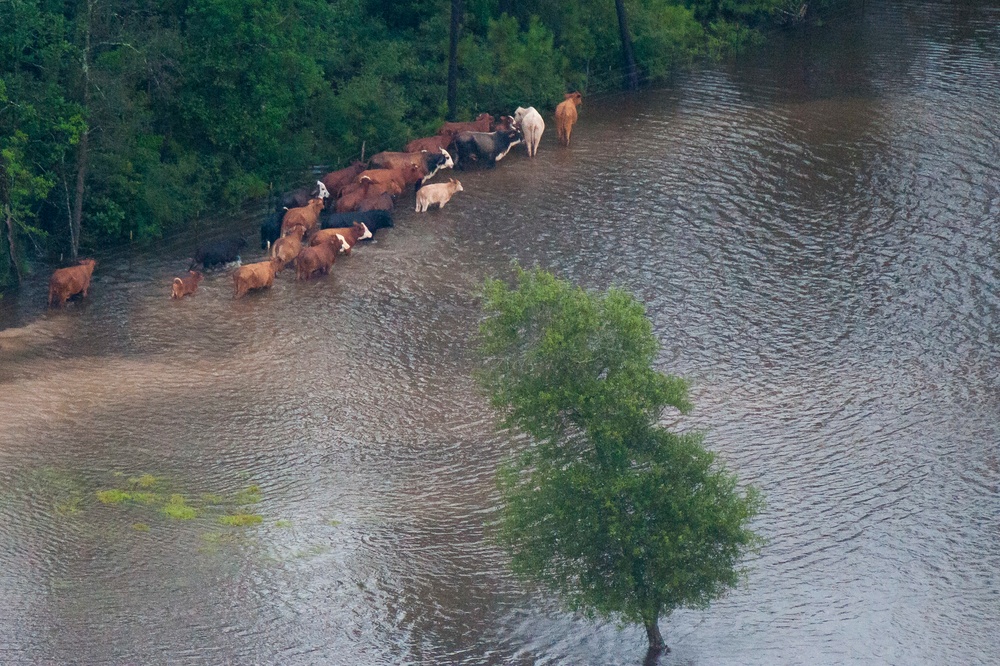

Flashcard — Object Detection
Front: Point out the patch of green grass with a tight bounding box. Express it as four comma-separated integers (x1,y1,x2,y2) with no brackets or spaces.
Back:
162,494,198,520
128,474,159,488
232,485,262,505
273,520,293,528
132,523,151,532
220,513,263,527
326,519,342,527
54,497,83,516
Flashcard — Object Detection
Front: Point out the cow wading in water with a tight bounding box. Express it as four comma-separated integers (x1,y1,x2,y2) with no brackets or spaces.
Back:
452,129,522,170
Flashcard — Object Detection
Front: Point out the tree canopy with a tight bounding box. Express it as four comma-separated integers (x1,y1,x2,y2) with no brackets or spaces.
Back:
1,0,833,286
478,266,763,655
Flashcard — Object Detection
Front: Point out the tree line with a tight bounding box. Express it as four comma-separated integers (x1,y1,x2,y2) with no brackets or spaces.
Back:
0,0,828,288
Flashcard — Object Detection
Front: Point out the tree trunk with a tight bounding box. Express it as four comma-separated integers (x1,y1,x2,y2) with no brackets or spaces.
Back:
447,0,462,121
614,0,639,91
4,204,19,285
644,616,667,655
71,0,95,260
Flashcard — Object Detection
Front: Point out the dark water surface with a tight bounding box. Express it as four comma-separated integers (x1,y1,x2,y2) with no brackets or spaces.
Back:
2,2,999,664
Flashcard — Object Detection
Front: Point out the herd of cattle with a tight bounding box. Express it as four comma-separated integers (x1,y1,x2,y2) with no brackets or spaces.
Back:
46,93,584,306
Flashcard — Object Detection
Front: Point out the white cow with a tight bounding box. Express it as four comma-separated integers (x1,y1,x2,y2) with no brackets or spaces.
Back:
415,179,464,212
514,106,545,158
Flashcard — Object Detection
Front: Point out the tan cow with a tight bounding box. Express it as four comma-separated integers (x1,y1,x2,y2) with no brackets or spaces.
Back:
280,197,325,237
415,179,464,212
270,226,306,271
232,259,280,299
555,92,583,146
170,270,203,299
48,259,97,307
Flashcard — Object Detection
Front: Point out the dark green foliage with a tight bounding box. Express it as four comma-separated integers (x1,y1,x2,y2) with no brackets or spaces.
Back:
0,0,838,287
478,266,763,650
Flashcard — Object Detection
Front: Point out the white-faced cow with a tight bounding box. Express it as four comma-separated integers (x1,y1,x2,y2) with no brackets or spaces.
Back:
368,149,454,184
275,180,329,211
452,129,522,170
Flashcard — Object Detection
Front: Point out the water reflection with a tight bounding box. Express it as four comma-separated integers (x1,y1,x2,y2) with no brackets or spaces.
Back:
1,1,999,663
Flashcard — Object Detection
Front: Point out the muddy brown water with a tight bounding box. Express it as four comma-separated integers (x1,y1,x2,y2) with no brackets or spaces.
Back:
2,2,999,664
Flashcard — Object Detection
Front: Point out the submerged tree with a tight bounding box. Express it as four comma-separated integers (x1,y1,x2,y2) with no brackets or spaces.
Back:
477,266,763,658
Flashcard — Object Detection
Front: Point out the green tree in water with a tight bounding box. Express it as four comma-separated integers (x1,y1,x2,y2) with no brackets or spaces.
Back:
477,266,763,657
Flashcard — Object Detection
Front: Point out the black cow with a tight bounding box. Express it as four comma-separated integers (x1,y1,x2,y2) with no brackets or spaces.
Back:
453,129,522,169
259,212,283,250
275,180,330,212
319,210,393,238
191,236,247,270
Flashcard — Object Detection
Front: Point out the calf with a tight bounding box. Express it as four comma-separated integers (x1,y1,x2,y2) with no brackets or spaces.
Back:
404,135,454,154
276,180,329,211
514,106,544,157
294,238,339,280
191,237,246,270
309,222,371,255
438,113,493,137
270,226,306,271
281,197,325,237
48,259,97,307
555,92,583,146
453,129,522,169
232,258,280,299
320,209,393,237
170,270,203,299
368,149,454,184
320,162,366,198
415,179,463,212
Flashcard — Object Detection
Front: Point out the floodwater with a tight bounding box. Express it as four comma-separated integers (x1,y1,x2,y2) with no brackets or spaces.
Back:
1,1,998,664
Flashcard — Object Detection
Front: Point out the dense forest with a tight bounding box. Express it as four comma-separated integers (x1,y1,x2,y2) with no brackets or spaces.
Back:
0,0,829,288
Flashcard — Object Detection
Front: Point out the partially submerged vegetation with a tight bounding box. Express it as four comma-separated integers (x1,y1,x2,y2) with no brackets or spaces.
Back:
0,0,838,286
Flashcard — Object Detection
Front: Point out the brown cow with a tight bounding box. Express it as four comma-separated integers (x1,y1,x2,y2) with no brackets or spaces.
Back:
281,197,325,237
320,162,366,198
309,222,372,256
294,238,339,280
404,135,453,154
438,112,493,137
555,92,583,146
336,177,401,213
170,270,203,299
48,259,97,307
270,225,306,271
357,165,423,190
358,192,394,212
232,258,280,299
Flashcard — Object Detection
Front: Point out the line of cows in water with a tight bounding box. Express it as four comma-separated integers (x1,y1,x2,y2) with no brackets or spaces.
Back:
45,94,584,307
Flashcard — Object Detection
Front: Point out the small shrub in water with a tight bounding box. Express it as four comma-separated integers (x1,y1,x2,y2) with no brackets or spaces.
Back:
220,513,263,527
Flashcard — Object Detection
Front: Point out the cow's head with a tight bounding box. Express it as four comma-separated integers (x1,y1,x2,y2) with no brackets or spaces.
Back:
566,91,583,106
449,178,464,193
475,112,494,124
79,258,97,269
313,180,330,200
354,222,373,241
439,148,454,169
